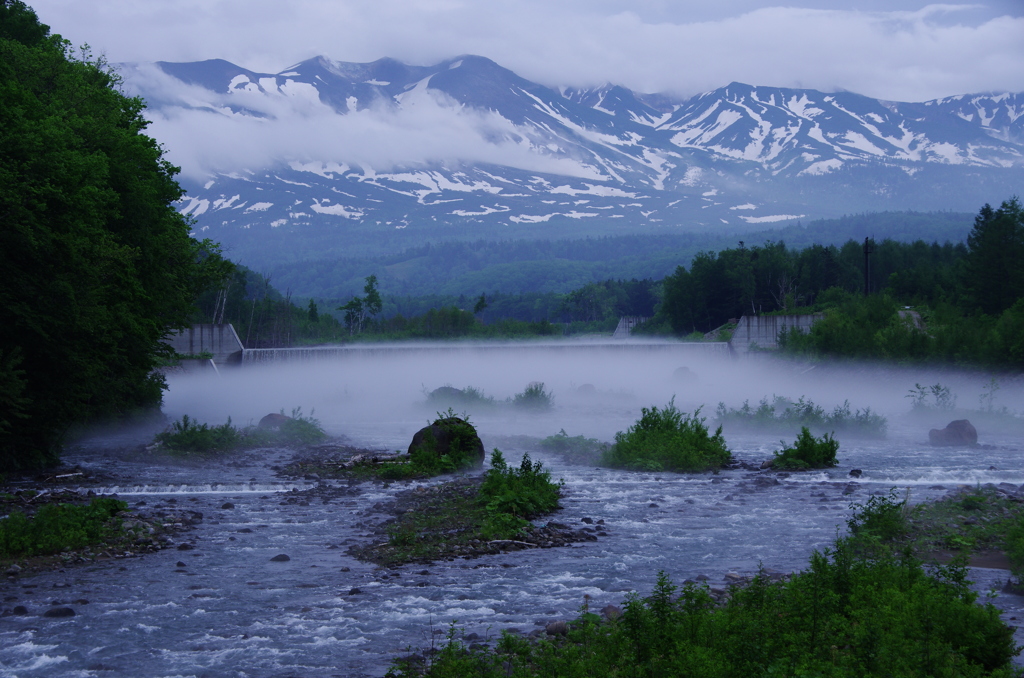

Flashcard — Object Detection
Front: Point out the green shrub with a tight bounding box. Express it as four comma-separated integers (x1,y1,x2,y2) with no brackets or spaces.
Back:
771,427,839,470
392,538,1019,677
0,497,127,557
603,399,731,472
479,450,562,539
155,415,241,453
848,489,910,543
511,382,554,411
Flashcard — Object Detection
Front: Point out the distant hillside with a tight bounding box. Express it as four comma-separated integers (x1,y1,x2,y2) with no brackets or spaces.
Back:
263,210,974,298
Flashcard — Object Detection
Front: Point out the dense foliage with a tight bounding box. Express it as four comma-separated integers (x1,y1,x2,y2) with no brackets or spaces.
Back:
771,427,840,470
0,2,227,471
0,496,126,557
246,212,974,300
650,199,1024,367
390,539,1018,677
603,400,732,472
478,450,563,539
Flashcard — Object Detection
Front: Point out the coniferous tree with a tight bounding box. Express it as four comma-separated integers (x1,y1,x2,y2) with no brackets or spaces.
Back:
963,198,1024,315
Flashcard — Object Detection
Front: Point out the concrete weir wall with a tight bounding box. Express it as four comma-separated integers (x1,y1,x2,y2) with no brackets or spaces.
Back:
243,341,732,364
165,324,245,365
729,314,823,353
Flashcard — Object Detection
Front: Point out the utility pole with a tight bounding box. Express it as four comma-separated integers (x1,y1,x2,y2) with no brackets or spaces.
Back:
862,237,874,296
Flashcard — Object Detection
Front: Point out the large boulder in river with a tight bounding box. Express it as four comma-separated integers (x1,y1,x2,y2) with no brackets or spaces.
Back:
928,419,978,447
258,413,292,429
408,416,485,469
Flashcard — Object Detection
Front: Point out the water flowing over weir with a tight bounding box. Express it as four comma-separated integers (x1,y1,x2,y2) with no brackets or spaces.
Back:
241,339,733,365
3,342,1024,677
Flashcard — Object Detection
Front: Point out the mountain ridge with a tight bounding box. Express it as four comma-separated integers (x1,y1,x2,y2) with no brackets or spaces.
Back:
119,54,1023,273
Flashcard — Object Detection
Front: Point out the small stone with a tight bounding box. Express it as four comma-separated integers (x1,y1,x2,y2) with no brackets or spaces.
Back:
348,587,362,595
72,599,89,605
849,469,863,477
12,605,28,615
581,517,594,524
545,621,568,636
339,566,350,572
648,503,659,508
43,607,75,618
237,528,253,533
176,543,193,551
221,502,235,510
269,554,290,562
176,561,187,567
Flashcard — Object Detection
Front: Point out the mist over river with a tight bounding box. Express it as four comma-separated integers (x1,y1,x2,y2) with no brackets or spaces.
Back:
2,342,1024,677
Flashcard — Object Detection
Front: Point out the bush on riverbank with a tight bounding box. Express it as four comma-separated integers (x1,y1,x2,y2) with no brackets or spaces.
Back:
716,395,888,438
603,400,731,472
389,537,1019,677
771,427,839,470
0,497,127,558
154,408,326,454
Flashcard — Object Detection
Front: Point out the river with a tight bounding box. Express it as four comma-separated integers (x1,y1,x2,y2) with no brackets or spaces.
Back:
2,342,1023,677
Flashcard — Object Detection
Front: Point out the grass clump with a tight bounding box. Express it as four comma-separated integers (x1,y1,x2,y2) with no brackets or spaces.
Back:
892,487,1024,569
770,426,840,470
511,382,554,411
716,395,887,438
390,539,1019,677
358,450,564,566
602,399,731,472
0,497,127,558
154,408,326,455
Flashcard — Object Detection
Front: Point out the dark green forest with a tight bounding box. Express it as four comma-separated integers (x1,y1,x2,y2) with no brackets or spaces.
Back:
256,211,974,299
0,2,229,471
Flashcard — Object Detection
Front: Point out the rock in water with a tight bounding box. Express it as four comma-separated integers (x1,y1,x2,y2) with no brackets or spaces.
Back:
258,413,292,429
408,417,485,468
44,607,75,618
269,554,290,562
928,420,978,447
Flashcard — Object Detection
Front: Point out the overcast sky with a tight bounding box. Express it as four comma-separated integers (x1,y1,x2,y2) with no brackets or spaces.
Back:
26,0,1024,102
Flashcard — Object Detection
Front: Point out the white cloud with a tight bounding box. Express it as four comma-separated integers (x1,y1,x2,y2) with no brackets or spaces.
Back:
126,63,606,180
29,1,1024,104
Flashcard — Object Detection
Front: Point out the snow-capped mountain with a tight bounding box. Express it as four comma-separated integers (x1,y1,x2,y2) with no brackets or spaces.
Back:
121,54,1024,260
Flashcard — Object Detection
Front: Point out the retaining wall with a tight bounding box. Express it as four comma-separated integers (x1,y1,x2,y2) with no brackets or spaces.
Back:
165,324,244,365
729,314,823,353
